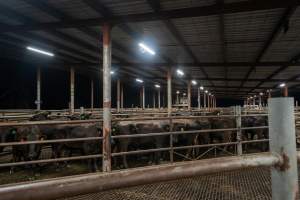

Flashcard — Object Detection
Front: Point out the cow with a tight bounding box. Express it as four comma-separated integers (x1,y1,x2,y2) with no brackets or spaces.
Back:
112,120,169,168
39,123,102,172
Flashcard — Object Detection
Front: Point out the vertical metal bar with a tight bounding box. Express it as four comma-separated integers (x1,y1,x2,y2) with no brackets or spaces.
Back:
91,79,94,112
188,81,191,111
197,88,200,110
70,67,75,114
283,86,288,97
169,118,174,162
142,85,145,110
121,83,124,110
207,94,210,111
117,79,120,113
204,92,206,109
102,23,112,172
236,106,242,156
153,91,156,109
268,97,298,199
36,67,41,111
158,89,161,109
167,68,172,116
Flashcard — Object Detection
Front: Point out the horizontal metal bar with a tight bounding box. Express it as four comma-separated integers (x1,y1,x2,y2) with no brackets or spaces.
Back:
241,139,270,144
112,128,238,139
0,137,103,147
0,153,281,200
0,154,102,168
173,142,238,150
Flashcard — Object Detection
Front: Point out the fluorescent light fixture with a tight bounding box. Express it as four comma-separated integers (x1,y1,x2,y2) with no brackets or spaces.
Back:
27,46,54,57
279,83,286,88
250,96,253,99
138,42,156,55
183,93,186,96
110,71,115,75
155,84,160,88
176,90,180,94
259,92,263,96
191,80,197,85
200,86,204,90
136,78,143,83
176,69,184,76
205,90,208,93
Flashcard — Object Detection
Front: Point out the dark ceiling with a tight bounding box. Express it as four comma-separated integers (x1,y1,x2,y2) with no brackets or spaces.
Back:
0,0,300,98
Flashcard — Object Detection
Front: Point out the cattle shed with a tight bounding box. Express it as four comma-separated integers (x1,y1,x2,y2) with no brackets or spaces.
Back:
0,1,300,200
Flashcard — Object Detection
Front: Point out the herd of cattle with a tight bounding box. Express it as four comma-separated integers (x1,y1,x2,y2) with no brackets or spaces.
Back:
0,112,272,174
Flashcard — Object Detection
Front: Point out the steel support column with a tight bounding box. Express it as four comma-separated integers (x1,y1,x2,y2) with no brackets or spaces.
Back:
167,68,172,116
91,79,94,112
153,91,156,108
121,83,124,110
117,79,120,113
283,86,288,97
36,67,41,111
102,23,112,172
188,81,191,111
70,67,75,114
142,85,145,110
268,97,298,199
158,89,161,109
207,94,210,110
204,93,206,109
235,106,242,155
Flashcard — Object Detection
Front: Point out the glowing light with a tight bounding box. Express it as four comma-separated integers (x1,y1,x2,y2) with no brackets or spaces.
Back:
110,71,115,75
136,78,143,83
191,80,197,85
200,86,204,90
176,69,184,76
279,83,286,88
155,84,160,88
27,46,54,57
176,91,180,94
205,90,208,93
138,42,156,55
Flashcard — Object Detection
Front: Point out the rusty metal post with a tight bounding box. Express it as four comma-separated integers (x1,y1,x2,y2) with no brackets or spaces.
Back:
207,94,210,111
36,67,41,111
158,89,161,109
91,79,94,112
142,85,145,110
121,83,124,110
188,81,191,111
283,86,288,97
117,79,120,113
70,67,75,114
102,23,112,172
259,95,262,108
268,97,298,199
203,92,206,109
169,118,174,162
167,68,172,116
153,91,156,108
235,106,242,156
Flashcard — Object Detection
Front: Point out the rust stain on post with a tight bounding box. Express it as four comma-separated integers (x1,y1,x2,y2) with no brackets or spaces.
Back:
103,101,111,108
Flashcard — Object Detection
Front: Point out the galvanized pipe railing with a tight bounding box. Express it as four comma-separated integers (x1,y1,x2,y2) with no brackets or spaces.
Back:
0,153,283,200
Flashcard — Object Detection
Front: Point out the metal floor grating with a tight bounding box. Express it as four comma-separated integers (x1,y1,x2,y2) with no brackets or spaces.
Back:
61,167,283,200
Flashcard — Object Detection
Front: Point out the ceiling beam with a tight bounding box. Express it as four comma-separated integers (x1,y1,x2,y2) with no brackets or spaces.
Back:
238,6,297,90
146,0,214,87
52,61,300,67
0,0,298,33
247,52,300,93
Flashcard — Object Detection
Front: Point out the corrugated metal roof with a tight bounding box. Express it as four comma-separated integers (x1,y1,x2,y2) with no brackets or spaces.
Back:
0,0,299,97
